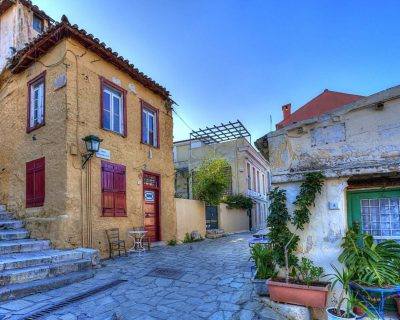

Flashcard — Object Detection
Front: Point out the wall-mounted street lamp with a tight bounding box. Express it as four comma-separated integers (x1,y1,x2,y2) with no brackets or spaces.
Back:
82,135,103,168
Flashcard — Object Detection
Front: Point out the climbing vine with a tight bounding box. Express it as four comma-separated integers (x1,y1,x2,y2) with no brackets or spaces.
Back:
292,172,324,230
267,188,299,267
267,172,324,268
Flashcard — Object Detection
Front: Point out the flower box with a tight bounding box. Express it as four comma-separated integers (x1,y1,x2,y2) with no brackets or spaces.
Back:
268,277,330,308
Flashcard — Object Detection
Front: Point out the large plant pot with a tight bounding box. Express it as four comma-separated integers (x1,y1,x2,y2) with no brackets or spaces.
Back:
251,276,269,296
268,278,329,308
326,308,356,320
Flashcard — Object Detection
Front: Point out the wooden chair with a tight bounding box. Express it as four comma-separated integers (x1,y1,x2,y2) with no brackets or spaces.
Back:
106,228,127,259
132,226,151,251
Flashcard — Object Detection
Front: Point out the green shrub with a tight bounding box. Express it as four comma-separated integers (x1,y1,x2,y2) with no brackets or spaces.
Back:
250,244,276,279
182,232,204,243
167,238,177,246
223,194,253,210
192,157,231,205
295,257,324,286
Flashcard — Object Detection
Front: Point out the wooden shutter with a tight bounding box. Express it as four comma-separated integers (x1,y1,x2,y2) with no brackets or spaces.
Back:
26,157,45,208
101,161,126,217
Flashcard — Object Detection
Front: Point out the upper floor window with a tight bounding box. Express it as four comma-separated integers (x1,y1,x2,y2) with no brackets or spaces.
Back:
256,171,260,193
252,167,256,190
33,14,44,33
101,78,126,136
247,163,251,189
27,72,45,132
141,102,158,147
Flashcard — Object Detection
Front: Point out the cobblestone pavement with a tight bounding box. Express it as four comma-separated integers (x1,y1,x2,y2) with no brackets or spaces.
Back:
0,233,284,320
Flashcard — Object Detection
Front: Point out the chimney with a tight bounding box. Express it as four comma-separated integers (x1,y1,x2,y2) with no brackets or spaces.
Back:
282,103,291,120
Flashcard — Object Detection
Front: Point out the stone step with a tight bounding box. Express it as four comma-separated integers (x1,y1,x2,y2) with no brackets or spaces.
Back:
0,258,92,285
0,229,29,240
0,250,84,271
0,239,51,255
0,270,95,301
0,220,23,230
0,205,6,211
0,212,11,220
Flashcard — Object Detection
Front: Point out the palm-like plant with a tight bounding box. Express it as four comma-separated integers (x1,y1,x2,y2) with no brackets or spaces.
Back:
338,224,400,287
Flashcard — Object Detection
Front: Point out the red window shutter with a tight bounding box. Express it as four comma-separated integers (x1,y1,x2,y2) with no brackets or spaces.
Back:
26,157,45,208
101,161,126,217
113,165,126,217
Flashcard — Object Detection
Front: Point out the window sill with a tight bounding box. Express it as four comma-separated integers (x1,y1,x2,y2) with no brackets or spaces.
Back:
141,141,159,149
101,128,126,138
101,214,128,218
27,123,45,133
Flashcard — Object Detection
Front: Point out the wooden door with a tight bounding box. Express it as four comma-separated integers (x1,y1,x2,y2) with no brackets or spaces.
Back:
143,172,160,241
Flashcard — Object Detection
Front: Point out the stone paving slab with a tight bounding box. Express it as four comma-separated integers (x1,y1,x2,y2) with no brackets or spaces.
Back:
0,233,284,320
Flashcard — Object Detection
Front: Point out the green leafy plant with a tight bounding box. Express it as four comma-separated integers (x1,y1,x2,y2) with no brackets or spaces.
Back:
292,172,324,230
223,194,253,210
192,157,231,205
250,244,277,279
338,224,400,287
267,188,299,267
182,232,204,243
296,257,324,286
167,238,177,246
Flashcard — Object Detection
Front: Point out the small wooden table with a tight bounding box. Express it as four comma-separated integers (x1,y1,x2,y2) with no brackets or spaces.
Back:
128,230,148,253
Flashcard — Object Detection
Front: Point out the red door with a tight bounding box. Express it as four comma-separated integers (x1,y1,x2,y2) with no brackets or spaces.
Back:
143,172,160,242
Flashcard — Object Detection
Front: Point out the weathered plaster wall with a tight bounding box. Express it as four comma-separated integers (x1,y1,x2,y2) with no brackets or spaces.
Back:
64,39,175,257
0,41,69,243
267,100,400,180
0,1,50,71
175,198,206,241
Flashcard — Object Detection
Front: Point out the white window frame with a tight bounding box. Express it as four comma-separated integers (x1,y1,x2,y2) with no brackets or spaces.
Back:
103,85,124,135
142,107,158,147
32,14,43,33
29,79,44,129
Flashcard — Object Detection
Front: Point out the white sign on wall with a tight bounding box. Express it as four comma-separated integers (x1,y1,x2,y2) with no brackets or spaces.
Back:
96,148,111,160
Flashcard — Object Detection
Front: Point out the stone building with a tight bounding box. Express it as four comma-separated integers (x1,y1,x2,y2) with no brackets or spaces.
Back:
256,87,400,270
174,122,271,232
0,5,175,258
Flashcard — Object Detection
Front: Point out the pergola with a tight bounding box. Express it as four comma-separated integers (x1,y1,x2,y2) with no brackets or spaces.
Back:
189,120,251,145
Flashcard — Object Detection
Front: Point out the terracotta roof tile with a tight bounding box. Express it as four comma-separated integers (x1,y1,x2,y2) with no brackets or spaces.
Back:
276,89,363,129
8,14,170,99
0,0,54,23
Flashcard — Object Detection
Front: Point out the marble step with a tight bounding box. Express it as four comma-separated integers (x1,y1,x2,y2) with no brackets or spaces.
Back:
0,229,29,240
0,239,51,255
0,258,92,285
0,220,23,230
0,270,94,301
0,212,11,220
0,250,84,271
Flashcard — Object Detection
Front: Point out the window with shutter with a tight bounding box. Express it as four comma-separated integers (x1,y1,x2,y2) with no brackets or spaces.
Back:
27,72,46,133
26,157,45,208
101,161,126,217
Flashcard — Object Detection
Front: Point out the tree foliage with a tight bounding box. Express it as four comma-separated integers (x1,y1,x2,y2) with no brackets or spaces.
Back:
192,157,231,205
223,194,253,210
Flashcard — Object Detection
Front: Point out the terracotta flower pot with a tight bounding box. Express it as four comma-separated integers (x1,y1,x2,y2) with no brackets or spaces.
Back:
268,277,330,308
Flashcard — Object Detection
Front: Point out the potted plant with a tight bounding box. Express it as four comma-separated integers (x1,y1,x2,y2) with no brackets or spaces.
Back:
338,225,400,316
250,243,276,296
268,257,330,308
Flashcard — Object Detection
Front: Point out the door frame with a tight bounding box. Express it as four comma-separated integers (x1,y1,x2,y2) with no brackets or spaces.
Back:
347,187,400,230
142,170,161,241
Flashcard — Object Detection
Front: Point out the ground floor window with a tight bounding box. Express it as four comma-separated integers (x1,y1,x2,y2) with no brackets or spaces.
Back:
347,188,400,242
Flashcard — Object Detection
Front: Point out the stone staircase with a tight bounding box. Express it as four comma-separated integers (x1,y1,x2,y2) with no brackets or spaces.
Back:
0,205,99,301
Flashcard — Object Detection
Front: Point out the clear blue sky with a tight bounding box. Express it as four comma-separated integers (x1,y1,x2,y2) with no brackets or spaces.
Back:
36,0,400,141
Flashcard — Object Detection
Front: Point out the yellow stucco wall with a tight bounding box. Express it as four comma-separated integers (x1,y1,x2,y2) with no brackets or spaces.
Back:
218,204,249,233
0,37,176,258
175,198,206,241
0,41,69,243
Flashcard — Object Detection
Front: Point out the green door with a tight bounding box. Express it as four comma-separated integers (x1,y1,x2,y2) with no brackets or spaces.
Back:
347,188,400,241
